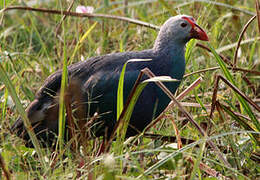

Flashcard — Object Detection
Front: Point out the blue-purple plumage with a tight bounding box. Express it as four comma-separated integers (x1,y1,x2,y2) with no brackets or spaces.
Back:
11,15,208,147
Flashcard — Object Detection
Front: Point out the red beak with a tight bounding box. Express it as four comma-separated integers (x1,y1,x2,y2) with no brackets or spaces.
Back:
190,23,209,41
182,17,209,41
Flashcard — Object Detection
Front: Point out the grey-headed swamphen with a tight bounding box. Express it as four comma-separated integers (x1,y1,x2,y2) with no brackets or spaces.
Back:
11,15,208,147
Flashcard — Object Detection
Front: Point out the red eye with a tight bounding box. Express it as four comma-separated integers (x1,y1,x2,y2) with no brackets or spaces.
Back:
181,23,187,27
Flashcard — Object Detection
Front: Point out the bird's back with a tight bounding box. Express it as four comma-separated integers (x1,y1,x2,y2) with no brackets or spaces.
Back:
12,49,186,146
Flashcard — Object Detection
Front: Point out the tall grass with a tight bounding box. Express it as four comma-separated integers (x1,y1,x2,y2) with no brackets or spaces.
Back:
0,0,259,179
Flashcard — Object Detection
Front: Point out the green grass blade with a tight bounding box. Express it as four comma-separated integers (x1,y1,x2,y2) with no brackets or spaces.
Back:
208,43,260,131
140,131,256,178
185,39,196,66
116,61,127,121
190,138,206,180
0,63,47,170
28,15,52,71
119,82,146,139
69,22,97,64
116,72,179,155
116,59,151,156
120,76,178,137
117,59,152,120
220,104,259,145
57,22,68,152
1,89,8,120
195,89,208,114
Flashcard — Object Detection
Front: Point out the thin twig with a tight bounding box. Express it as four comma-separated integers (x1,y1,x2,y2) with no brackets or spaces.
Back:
196,43,258,93
242,74,256,94
55,0,75,37
233,15,256,67
196,43,232,66
180,102,211,109
67,80,88,153
184,66,260,78
187,157,230,180
184,67,220,78
232,67,260,75
143,133,195,144
210,75,260,118
142,68,231,168
105,70,146,152
144,77,202,132
168,114,182,149
218,102,259,141
210,74,221,118
146,126,230,178
216,101,260,148
1,6,160,30
64,89,76,151
142,68,202,135
0,154,11,180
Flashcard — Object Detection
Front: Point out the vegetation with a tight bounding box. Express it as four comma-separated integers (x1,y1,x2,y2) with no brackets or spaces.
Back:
0,0,259,179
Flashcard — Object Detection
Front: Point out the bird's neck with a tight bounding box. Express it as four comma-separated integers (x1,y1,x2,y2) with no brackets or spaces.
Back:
153,36,186,57
152,36,186,80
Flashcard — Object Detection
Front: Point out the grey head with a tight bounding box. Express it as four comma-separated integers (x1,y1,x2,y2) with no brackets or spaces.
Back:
153,15,209,52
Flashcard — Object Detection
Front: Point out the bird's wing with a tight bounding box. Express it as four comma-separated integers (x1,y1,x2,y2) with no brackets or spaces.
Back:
14,51,154,126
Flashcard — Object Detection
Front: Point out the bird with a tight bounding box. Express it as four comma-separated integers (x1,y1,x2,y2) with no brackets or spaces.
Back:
11,15,208,147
